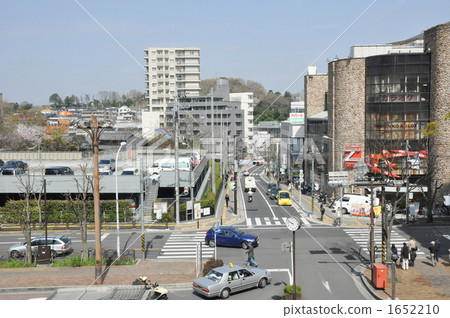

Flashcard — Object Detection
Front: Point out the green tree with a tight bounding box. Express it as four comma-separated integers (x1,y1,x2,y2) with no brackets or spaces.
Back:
49,93,63,108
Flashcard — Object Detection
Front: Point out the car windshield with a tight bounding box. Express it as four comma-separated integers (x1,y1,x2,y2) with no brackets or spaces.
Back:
280,192,290,199
122,171,134,175
272,187,280,194
230,228,244,236
99,160,110,164
60,236,70,243
205,270,223,283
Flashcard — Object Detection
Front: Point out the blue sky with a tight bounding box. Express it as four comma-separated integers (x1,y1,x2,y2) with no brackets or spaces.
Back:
1,0,449,106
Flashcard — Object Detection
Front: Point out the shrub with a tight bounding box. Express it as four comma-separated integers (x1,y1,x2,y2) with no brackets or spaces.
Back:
0,259,35,268
283,285,302,299
202,258,224,276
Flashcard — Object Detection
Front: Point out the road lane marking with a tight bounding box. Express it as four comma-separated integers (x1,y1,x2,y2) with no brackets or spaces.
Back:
100,233,109,241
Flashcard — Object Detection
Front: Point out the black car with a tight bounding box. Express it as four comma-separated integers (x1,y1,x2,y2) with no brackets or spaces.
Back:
5,160,28,170
266,183,276,195
269,187,282,200
301,183,312,194
45,166,74,175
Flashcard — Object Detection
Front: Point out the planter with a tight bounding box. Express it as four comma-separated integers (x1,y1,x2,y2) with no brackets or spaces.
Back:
283,285,302,300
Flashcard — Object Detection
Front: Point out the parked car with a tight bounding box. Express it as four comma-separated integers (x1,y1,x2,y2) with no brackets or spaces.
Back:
205,226,258,249
192,264,271,299
8,234,73,259
121,168,139,175
269,187,282,200
0,166,25,175
243,170,250,176
266,183,276,195
5,160,28,170
99,169,113,175
277,190,292,206
98,158,116,171
45,166,74,175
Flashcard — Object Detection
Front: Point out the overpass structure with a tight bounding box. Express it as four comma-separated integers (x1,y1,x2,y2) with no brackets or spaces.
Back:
0,156,210,208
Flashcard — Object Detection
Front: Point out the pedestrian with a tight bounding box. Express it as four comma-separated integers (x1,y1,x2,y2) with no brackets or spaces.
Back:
320,203,325,221
391,244,399,267
245,242,258,267
225,193,230,208
408,236,417,266
401,242,410,270
429,241,437,267
435,238,441,263
288,182,292,194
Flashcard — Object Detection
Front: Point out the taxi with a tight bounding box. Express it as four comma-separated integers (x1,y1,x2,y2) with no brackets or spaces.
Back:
277,190,292,206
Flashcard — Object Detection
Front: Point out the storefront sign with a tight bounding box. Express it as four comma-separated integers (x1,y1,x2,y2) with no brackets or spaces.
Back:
344,147,362,168
289,112,304,124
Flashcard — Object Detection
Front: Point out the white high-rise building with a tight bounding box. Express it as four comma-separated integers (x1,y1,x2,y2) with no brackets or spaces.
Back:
144,47,201,111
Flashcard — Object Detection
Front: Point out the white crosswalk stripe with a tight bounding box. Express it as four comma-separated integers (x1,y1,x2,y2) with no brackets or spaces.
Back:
157,232,214,259
344,228,425,255
243,216,313,228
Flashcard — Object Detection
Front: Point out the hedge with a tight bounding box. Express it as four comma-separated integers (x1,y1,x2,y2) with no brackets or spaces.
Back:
0,199,133,224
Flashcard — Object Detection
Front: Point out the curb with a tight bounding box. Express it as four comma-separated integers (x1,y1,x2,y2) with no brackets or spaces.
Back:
355,264,384,300
0,282,193,295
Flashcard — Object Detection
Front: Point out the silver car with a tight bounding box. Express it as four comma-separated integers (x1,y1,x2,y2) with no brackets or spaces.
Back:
192,264,271,299
8,234,73,259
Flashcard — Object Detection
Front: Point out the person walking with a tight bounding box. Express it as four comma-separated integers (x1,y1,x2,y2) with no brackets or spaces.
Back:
320,203,325,221
225,193,230,208
429,241,437,267
391,244,399,267
435,238,441,263
401,242,410,270
409,236,417,266
245,242,258,267
288,182,292,194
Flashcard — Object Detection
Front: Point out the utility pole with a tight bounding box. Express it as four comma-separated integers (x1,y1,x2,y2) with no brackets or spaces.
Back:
220,110,223,179
211,88,216,194
311,144,315,213
370,179,375,268
234,135,238,215
140,158,145,260
405,140,410,224
77,116,111,284
174,100,180,224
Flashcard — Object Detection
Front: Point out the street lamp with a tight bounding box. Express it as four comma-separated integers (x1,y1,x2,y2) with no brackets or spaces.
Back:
323,135,344,226
115,141,127,257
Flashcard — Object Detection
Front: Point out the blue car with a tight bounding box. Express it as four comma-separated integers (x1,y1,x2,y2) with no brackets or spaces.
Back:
205,226,259,249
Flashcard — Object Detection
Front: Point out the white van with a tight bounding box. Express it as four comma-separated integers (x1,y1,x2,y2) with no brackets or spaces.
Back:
332,194,379,214
244,176,257,192
159,157,193,171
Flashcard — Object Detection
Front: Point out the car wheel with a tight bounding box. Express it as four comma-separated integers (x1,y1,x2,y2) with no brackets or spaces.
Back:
220,288,230,299
241,242,248,249
342,208,348,214
208,240,215,248
258,278,267,288
10,250,20,259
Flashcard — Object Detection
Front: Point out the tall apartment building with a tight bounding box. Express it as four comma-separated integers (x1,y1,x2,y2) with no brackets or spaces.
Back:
144,47,201,110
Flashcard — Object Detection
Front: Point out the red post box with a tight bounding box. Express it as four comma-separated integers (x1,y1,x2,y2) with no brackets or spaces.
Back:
372,263,387,289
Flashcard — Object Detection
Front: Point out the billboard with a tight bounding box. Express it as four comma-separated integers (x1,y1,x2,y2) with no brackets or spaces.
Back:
289,112,304,124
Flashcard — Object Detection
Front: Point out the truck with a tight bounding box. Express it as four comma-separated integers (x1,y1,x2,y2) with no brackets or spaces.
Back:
244,176,257,192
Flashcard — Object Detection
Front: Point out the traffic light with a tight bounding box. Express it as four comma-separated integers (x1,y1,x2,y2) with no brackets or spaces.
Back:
183,187,189,196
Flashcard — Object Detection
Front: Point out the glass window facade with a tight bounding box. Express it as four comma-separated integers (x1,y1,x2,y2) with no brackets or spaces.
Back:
365,53,430,177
